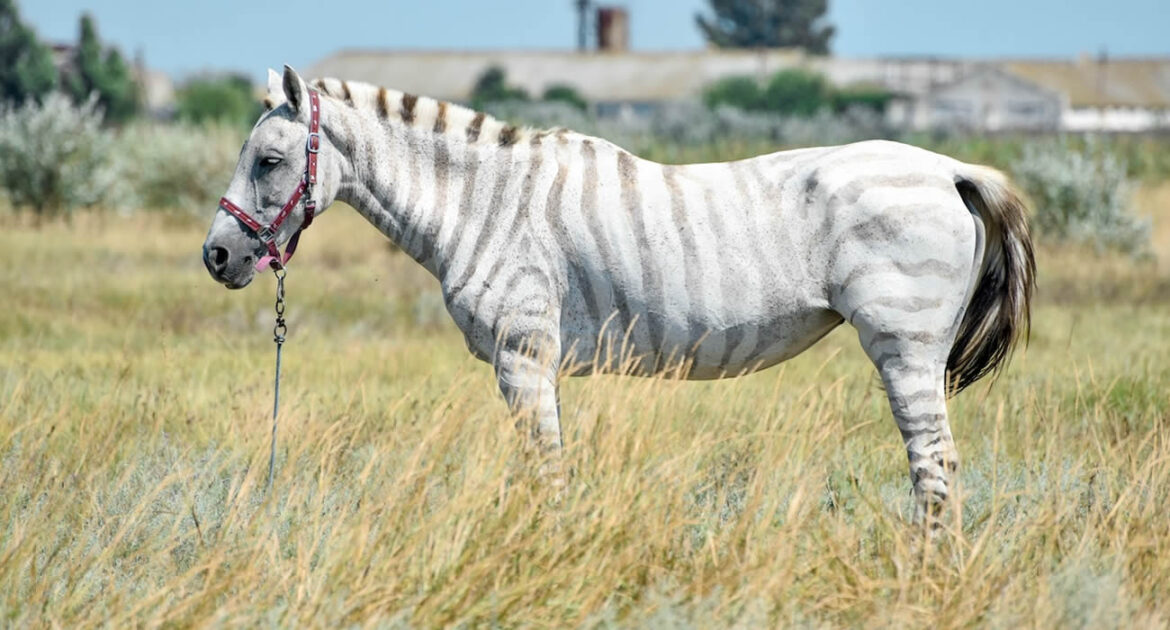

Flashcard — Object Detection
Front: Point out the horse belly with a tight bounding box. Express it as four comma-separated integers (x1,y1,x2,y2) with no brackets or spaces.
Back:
559,270,841,379
683,307,843,379
676,244,842,379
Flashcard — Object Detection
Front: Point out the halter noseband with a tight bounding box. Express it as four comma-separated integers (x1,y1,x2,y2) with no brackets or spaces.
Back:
218,89,321,272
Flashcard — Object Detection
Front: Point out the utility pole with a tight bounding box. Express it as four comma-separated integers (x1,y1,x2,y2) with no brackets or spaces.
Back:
576,0,591,51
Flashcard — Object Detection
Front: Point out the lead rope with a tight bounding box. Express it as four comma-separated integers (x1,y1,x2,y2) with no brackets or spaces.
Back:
266,267,287,495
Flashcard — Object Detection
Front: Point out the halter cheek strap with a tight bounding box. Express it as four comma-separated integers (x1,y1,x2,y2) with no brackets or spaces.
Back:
218,89,321,272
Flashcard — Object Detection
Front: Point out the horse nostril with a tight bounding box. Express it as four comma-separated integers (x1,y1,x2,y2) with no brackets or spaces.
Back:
206,246,230,274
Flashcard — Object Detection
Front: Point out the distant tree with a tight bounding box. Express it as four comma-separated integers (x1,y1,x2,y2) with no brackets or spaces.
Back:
762,68,830,115
831,84,893,114
177,74,261,127
542,84,588,111
695,0,835,54
470,66,529,109
702,75,764,111
61,14,138,123
0,93,116,220
702,68,886,118
0,0,56,104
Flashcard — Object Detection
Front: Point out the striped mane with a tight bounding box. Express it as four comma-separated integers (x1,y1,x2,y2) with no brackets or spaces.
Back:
300,77,539,148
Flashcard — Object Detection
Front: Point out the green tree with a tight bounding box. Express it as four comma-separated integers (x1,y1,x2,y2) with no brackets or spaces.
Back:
177,74,261,127
762,68,830,115
542,84,588,112
696,0,835,54
702,75,763,110
0,93,116,220
703,69,884,118
0,0,56,104
831,84,893,114
470,66,529,109
62,14,138,123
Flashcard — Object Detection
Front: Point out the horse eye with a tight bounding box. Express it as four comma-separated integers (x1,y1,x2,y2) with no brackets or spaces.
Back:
260,156,282,168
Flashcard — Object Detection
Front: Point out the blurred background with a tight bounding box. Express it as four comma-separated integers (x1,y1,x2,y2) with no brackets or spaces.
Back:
2,0,1167,260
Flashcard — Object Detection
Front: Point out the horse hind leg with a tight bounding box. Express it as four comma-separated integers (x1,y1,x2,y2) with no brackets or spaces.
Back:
833,264,972,524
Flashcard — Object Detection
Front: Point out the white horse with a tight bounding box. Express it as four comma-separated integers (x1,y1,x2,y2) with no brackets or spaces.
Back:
203,67,1034,518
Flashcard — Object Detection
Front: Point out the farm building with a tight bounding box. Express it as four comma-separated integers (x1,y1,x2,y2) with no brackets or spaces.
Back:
306,48,806,120
306,48,1170,133
887,66,1064,132
1004,56,1170,132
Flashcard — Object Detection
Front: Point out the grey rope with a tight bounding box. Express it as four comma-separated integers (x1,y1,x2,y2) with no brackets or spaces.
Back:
266,267,287,495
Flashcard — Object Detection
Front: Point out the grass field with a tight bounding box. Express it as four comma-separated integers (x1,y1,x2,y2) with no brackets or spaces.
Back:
1,183,1169,627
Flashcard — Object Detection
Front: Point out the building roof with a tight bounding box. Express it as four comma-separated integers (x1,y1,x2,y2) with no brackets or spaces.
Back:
306,48,804,103
929,65,1063,102
305,49,1170,109
1003,58,1170,108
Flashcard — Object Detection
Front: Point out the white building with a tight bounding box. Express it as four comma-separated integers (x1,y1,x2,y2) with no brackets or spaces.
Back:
305,48,1170,133
891,66,1063,132
307,48,805,116
1004,57,1170,132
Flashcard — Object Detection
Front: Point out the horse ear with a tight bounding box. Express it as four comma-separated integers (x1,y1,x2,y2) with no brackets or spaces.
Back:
282,64,309,119
264,68,285,110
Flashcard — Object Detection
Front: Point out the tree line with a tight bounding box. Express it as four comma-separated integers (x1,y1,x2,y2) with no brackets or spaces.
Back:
1,0,139,123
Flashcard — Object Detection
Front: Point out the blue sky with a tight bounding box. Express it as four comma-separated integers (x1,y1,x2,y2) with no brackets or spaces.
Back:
21,0,1170,78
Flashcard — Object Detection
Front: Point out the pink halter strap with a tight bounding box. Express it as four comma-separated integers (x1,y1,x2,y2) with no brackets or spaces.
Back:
218,89,321,271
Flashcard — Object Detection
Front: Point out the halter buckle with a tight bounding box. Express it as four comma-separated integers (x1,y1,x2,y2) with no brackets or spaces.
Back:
257,225,276,242
306,132,321,154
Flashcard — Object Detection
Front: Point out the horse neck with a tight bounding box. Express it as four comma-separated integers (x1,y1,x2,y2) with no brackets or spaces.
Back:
327,97,516,279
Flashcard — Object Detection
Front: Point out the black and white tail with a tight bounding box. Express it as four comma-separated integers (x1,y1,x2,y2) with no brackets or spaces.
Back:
948,165,1037,394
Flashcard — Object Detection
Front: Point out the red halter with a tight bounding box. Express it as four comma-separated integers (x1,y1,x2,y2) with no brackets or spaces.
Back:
218,89,321,271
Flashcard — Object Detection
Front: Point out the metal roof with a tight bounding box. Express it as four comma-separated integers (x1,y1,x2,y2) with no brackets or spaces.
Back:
1004,58,1170,109
306,49,805,103
305,49,1170,109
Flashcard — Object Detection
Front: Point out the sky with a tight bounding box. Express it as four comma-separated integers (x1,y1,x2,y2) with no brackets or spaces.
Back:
20,0,1170,79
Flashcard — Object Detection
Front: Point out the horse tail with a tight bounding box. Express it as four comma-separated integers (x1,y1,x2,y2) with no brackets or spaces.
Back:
947,165,1037,394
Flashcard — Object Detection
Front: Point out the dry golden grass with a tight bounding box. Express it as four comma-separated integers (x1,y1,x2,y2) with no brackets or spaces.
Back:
1135,182,1170,274
1,188,1169,627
